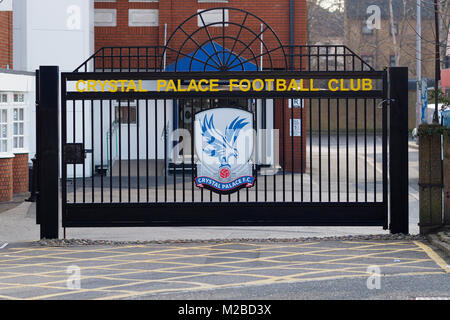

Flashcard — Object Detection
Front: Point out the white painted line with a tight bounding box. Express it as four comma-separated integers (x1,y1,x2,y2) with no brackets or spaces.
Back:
0,243,8,249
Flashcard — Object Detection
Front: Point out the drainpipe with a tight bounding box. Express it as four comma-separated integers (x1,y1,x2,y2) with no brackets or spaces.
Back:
433,0,440,124
289,0,295,69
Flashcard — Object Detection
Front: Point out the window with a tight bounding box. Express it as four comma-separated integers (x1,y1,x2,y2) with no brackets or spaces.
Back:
0,108,7,153
129,9,158,27
14,93,24,103
197,9,229,27
0,93,8,153
115,100,137,124
12,93,26,151
0,92,27,153
94,9,117,27
13,108,24,149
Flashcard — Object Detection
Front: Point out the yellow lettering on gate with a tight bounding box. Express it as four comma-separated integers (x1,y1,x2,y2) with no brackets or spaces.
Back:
109,80,118,92
362,79,373,91
87,80,97,92
177,80,186,92
253,79,264,91
340,79,349,91
187,80,199,92
310,79,319,91
288,79,299,91
76,80,86,92
350,79,361,91
127,80,137,92
230,79,239,91
166,80,176,91
328,79,339,91
239,79,251,92
157,80,167,92
266,79,275,91
118,80,127,92
299,79,308,91
98,80,107,92
75,78,378,94
138,80,148,92
210,79,219,92
276,79,286,91
198,79,208,92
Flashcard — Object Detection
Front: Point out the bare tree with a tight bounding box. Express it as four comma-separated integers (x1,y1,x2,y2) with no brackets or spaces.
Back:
388,0,401,65
307,0,344,45
307,0,449,73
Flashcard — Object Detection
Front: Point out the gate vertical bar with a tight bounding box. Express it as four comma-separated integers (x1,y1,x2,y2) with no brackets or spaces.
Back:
389,67,409,234
38,66,59,239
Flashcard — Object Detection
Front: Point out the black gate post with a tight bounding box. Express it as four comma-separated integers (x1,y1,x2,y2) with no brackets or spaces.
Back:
34,70,40,223
37,66,59,239
389,67,409,234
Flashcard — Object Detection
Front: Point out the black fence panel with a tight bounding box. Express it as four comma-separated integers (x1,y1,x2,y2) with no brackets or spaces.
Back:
60,70,389,228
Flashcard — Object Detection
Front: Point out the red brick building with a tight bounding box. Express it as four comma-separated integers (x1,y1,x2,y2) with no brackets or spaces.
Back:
94,0,307,70
0,10,13,69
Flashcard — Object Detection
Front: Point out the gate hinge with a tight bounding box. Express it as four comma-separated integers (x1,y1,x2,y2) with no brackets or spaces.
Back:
64,143,86,164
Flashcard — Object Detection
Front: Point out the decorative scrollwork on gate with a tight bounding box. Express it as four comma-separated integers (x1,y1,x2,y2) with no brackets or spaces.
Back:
161,7,288,72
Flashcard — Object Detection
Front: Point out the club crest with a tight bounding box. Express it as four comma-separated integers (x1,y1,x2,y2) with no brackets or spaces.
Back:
194,108,255,194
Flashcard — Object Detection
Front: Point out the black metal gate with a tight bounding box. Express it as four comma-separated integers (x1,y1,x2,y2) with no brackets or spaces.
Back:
36,8,409,238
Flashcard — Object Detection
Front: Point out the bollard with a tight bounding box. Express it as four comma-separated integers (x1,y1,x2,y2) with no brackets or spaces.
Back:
418,124,443,234
444,129,450,225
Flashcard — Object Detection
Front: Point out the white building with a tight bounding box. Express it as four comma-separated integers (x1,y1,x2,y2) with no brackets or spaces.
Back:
0,0,95,163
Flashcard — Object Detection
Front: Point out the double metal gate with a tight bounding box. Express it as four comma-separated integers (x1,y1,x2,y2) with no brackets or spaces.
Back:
35,9,409,239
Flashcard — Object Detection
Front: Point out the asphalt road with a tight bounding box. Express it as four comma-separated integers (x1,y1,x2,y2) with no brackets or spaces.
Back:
0,240,448,300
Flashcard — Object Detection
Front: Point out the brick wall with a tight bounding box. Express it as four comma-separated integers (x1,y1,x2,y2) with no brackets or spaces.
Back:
95,0,307,69
0,11,13,69
13,153,29,194
0,157,13,202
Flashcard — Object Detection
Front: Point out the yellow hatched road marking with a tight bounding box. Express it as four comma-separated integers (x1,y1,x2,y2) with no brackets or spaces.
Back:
98,271,445,300
414,241,450,273
0,240,448,300
0,242,439,285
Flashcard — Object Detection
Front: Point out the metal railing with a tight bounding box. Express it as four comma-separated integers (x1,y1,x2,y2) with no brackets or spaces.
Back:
73,45,374,73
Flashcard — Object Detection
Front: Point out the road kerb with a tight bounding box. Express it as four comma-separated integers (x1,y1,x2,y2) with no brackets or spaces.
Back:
426,235,450,259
